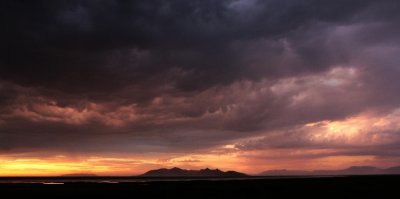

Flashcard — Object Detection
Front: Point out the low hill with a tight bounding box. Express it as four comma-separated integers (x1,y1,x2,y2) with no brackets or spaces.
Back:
260,166,400,176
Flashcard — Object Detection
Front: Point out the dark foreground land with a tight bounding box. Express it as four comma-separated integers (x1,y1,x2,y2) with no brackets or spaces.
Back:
0,175,399,198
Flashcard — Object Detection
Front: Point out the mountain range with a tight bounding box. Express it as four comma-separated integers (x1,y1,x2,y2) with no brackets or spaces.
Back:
260,166,400,176
140,167,248,177
60,166,400,177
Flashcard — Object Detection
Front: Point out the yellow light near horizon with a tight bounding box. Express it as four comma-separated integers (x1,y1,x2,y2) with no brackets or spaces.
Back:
0,151,245,176
0,159,111,176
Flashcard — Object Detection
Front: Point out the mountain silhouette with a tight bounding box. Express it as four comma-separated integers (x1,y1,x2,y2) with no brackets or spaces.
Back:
141,167,247,177
385,166,400,173
339,166,382,175
260,166,400,176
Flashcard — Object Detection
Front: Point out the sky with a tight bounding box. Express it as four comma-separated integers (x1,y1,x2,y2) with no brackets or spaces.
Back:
1,0,400,176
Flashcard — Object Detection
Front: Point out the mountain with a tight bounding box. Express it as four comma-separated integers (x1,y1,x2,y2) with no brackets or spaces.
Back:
260,166,400,176
340,166,382,175
385,166,400,174
141,167,248,177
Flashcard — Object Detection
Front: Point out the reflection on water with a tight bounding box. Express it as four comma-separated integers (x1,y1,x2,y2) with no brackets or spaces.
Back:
99,181,119,184
42,182,64,185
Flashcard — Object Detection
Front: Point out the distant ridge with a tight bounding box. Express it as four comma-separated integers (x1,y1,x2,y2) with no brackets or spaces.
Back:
60,173,98,177
141,167,247,177
260,166,400,176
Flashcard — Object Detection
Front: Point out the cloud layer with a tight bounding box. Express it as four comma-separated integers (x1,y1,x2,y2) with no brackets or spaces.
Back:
1,0,400,174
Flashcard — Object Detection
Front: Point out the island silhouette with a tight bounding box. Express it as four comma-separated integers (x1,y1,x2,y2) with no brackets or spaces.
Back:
140,167,248,177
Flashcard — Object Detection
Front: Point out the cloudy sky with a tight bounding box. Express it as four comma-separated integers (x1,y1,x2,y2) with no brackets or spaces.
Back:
1,0,400,176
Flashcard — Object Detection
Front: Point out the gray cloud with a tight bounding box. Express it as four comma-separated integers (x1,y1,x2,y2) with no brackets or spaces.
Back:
1,0,400,160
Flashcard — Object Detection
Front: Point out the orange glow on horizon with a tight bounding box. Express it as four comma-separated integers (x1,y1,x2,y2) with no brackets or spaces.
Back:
0,152,398,176
0,153,245,176
1,110,400,176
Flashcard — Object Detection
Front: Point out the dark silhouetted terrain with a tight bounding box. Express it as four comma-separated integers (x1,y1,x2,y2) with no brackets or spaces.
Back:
141,167,247,177
260,166,400,176
1,167,399,198
0,176,399,198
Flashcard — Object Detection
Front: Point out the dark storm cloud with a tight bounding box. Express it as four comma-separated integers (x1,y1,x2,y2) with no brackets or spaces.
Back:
1,0,400,155
2,0,377,95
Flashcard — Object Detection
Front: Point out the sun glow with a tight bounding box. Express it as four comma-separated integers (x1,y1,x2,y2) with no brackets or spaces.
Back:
0,151,243,176
0,158,110,176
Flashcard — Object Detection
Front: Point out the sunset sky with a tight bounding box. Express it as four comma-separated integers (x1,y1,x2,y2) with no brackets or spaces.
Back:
1,0,400,176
